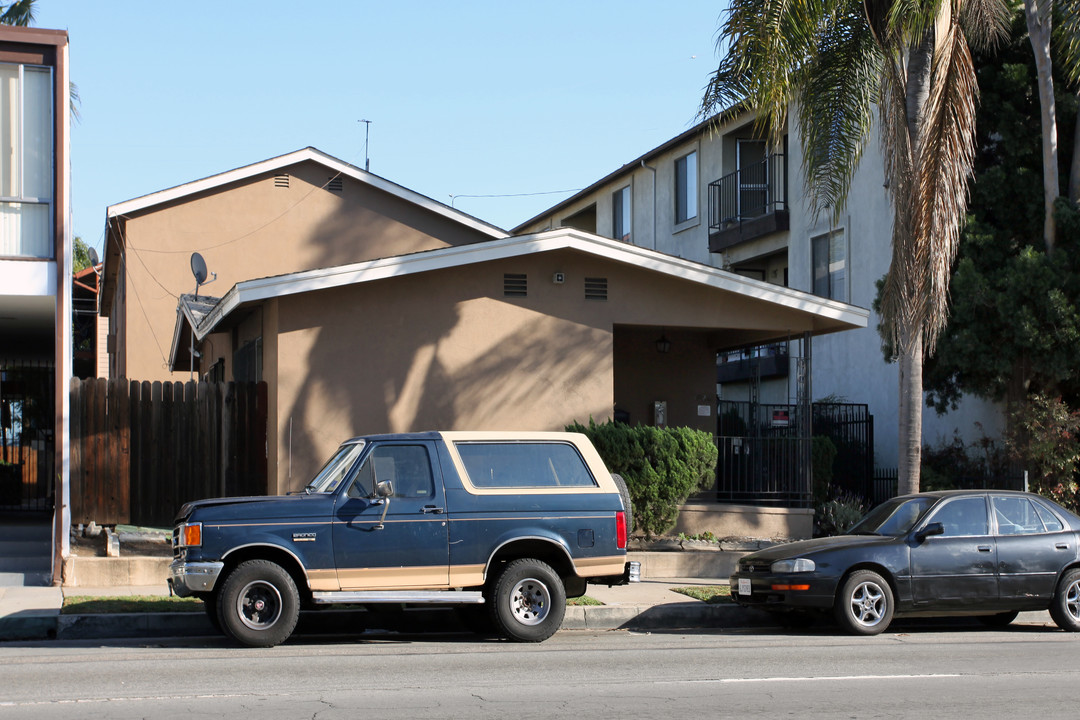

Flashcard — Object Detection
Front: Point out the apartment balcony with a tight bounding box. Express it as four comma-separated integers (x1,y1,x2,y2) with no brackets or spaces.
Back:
708,153,789,253
716,343,790,384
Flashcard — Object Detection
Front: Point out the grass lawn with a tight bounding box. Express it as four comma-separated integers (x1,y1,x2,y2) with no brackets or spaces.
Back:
670,585,733,604
61,596,205,614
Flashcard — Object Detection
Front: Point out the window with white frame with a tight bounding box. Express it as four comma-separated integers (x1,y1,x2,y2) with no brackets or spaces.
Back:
612,185,631,242
811,229,846,302
0,62,53,259
675,151,697,223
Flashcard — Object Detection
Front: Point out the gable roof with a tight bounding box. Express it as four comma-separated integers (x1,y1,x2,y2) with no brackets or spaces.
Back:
102,147,509,312
169,227,868,369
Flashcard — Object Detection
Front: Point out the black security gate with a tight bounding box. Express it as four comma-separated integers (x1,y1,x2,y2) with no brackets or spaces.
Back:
0,359,55,512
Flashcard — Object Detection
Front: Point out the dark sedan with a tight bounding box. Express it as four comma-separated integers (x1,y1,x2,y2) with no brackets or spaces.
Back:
729,490,1080,634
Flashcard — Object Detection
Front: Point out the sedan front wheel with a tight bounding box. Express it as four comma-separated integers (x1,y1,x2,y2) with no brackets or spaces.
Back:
834,569,894,636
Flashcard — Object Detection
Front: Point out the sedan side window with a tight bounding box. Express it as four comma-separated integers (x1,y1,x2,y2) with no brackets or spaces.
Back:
931,497,989,537
992,496,1045,535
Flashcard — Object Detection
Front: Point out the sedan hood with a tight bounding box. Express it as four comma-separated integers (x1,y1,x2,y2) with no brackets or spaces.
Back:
744,534,894,563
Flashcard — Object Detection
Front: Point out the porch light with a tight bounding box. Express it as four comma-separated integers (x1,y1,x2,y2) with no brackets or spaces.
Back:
655,334,671,353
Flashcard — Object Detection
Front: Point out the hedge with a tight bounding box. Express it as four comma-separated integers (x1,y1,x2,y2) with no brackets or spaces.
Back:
567,419,718,538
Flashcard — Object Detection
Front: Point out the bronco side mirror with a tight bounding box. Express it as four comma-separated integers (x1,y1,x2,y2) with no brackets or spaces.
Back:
916,521,944,542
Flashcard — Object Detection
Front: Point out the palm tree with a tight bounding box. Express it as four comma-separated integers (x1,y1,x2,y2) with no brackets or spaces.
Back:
701,0,1010,495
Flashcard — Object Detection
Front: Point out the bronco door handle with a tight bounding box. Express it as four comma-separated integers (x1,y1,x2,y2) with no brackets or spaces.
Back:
421,505,445,514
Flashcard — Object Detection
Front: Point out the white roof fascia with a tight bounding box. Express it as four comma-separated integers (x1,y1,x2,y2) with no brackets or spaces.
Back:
106,147,508,240
193,228,869,339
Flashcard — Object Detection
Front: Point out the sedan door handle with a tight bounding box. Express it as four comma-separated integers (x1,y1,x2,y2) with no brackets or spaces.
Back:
421,505,444,514
977,545,992,552
1056,543,1070,550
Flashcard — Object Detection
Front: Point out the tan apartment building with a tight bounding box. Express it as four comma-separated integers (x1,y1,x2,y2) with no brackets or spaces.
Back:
102,149,867,500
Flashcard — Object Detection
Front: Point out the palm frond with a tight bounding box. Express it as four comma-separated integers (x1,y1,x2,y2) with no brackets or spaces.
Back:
959,0,1011,51
798,0,883,219
701,0,834,139
0,0,36,26
1054,0,1080,86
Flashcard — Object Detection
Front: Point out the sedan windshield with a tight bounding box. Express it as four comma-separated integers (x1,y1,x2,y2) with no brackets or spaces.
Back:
304,441,366,493
848,496,936,536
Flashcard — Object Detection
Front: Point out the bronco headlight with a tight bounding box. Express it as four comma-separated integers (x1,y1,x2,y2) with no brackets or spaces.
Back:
770,558,815,573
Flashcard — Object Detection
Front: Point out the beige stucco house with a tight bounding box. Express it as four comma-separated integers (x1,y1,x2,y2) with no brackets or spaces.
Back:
102,149,867,532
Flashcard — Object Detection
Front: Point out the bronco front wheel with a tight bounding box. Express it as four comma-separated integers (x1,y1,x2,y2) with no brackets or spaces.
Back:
490,558,566,642
217,560,300,647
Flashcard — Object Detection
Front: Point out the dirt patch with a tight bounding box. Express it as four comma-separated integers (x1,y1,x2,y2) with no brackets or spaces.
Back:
70,532,172,558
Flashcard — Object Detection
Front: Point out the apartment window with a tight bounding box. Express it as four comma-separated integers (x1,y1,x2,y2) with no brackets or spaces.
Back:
612,186,631,241
675,151,697,223
0,62,53,258
812,229,846,302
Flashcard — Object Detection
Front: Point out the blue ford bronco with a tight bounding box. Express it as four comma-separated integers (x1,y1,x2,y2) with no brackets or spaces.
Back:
169,431,639,647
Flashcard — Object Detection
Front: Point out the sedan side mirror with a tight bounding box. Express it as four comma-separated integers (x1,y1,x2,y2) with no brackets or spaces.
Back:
916,521,944,542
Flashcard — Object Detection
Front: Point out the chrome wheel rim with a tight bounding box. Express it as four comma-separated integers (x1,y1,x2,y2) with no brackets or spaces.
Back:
236,580,282,631
1066,579,1080,622
509,577,551,626
849,581,887,627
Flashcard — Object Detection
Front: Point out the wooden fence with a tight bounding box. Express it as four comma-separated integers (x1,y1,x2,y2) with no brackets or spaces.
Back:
70,379,268,527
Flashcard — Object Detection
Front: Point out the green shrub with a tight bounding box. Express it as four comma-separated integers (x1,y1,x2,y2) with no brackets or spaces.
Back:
567,419,718,538
1006,395,1080,513
814,488,867,537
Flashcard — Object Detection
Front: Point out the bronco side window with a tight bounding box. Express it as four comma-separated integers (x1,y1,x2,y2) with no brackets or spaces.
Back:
347,445,434,499
455,442,597,488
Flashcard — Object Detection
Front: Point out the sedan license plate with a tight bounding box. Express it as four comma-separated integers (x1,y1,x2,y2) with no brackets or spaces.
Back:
738,578,751,596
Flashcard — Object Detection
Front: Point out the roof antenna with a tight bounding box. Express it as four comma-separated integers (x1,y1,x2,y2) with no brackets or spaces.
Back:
359,119,372,172
190,252,217,300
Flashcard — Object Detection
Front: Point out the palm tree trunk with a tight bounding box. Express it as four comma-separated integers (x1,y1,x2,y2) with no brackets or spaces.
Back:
1024,0,1059,253
897,330,923,495
1070,95,1080,203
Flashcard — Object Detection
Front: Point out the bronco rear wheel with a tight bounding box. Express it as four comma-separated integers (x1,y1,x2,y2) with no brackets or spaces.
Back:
217,560,300,647
490,558,566,642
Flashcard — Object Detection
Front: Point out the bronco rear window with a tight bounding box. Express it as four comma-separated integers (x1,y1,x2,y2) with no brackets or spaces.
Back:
455,442,597,489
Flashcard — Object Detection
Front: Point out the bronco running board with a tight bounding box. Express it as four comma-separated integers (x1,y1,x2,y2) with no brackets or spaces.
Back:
311,590,485,605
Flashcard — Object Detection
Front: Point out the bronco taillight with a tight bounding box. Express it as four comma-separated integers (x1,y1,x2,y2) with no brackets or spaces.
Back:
616,511,627,549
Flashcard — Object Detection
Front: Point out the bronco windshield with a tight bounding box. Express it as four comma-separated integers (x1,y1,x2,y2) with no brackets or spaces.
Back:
848,496,937,536
304,441,366,494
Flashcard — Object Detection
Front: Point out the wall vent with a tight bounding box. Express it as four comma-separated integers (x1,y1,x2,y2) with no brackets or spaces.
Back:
274,173,290,188
327,177,343,193
584,277,608,301
503,273,528,297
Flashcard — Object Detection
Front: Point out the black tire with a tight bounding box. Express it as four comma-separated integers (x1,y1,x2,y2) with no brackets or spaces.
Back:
611,473,634,536
202,592,224,636
489,558,566,642
217,560,300,648
1049,568,1080,632
977,610,1019,628
834,569,894,636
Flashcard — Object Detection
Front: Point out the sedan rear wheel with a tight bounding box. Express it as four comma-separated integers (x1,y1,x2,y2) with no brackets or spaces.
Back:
1049,568,1080,632
834,569,893,636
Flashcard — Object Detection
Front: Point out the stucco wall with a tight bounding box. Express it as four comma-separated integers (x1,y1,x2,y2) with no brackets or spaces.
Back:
112,159,491,381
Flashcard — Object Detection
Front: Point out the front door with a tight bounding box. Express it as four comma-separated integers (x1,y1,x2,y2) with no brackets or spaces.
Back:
333,441,449,590
911,495,1000,608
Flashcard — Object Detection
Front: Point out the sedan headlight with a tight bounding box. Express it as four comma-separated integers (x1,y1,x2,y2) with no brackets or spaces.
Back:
770,558,815,573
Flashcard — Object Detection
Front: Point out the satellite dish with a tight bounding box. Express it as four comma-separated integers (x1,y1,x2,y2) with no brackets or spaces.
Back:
87,247,99,266
191,252,208,286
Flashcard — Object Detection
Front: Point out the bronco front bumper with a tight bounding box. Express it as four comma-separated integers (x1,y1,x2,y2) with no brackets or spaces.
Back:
168,559,224,597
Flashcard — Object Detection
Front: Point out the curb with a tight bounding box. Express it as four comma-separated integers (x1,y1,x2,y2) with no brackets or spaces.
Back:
2,603,765,642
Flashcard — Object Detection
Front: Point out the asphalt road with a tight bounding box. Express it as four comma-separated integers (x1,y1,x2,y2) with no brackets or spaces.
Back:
0,623,1077,719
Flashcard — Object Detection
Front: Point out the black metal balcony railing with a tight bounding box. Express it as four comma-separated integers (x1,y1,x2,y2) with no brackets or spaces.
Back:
708,153,789,253
716,342,789,384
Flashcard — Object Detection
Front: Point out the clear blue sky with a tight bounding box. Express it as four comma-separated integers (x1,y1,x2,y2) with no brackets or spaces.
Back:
35,1,729,253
